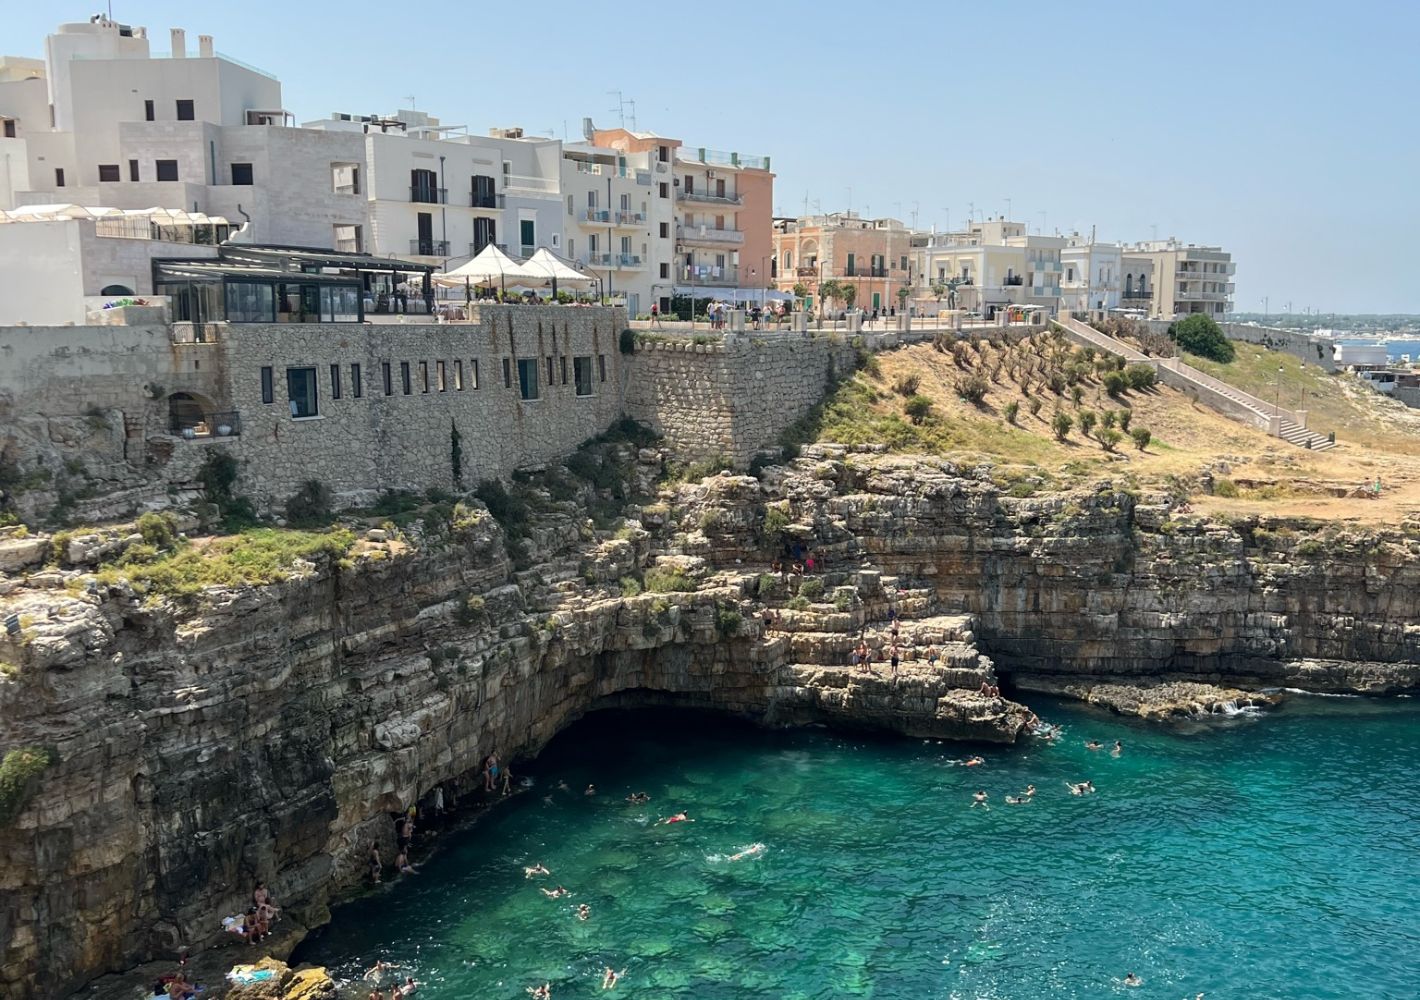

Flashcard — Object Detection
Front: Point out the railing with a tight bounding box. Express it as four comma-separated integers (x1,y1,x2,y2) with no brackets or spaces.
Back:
411,239,450,256
468,242,508,257
411,186,447,204
573,161,628,177
172,410,242,438
333,239,361,253
676,224,744,245
333,184,360,196
833,266,889,278
678,265,738,285
504,174,558,194
676,189,745,206
1029,260,1062,272
471,192,505,209
582,209,646,226
520,245,536,258
1122,290,1150,300
796,266,818,277
675,147,770,171
1004,276,1024,286
588,252,644,269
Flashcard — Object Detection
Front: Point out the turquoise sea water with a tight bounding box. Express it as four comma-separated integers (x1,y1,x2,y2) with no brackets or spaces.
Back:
296,697,1420,999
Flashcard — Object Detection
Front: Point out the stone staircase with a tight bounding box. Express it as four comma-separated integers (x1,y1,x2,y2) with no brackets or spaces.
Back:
1054,316,1336,451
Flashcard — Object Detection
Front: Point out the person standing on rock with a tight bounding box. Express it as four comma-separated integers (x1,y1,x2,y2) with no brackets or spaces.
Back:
369,841,384,883
889,645,900,679
484,754,499,792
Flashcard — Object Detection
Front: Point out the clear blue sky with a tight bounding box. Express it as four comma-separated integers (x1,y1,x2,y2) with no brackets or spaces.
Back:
10,1,1419,314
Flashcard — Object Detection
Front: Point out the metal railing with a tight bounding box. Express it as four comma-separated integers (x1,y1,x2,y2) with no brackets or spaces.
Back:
172,410,242,438
471,192,505,209
582,208,646,226
676,224,744,245
677,265,738,285
468,242,508,257
676,189,745,206
411,186,447,204
588,252,644,269
411,239,450,256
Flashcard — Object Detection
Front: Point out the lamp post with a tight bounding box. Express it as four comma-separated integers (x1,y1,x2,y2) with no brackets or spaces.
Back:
1276,364,1284,415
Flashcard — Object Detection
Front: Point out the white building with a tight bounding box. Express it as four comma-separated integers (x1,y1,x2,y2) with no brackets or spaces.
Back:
1122,238,1235,319
910,218,1063,318
1061,235,1122,314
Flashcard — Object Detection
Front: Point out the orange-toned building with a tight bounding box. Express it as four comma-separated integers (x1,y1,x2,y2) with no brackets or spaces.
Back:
773,213,915,315
588,124,774,309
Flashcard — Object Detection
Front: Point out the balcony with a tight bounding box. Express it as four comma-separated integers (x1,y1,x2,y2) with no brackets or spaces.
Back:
834,266,888,278
504,174,558,195
410,239,450,256
1003,275,1024,286
674,146,770,171
573,160,629,178
1122,289,1151,300
676,188,745,207
1029,259,1062,272
469,242,509,257
678,264,739,286
171,409,242,439
410,186,447,204
579,208,646,227
470,192,505,210
676,224,745,246
333,184,360,196
587,252,644,270
795,266,818,277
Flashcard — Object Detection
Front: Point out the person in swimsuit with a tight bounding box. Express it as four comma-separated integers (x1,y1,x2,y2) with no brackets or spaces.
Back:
727,844,765,861
557,780,570,792
368,989,384,1000
576,903,591,920
925,646,939,665
965,756,984,767
971,791,989,810
601,968,624,990
525,863,550,878
366,959,400,980
889,645,900,679
1024,785,1036,798
585,784,596,796
484,755,499,792
540,886,569,898
369,842,383,883
658,812,693,824
1121,972,1142,986
396,851,418,875
1005,795,1030,805
400,976,419,995
1086,740,1102,751
1112,740,1123,756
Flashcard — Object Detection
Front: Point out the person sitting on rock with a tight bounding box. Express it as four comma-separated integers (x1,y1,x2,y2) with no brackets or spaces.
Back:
166,973,198,1000
925,646,939,666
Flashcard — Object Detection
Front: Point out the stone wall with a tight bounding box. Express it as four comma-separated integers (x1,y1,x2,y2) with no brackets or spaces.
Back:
1143,318,1336,372
623,331,858,466
220,306,626,503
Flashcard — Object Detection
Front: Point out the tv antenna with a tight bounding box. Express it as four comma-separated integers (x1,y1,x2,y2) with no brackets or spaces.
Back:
403,94,416,111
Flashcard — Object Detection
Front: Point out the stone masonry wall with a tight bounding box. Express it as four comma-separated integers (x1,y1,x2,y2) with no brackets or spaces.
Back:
623,332,858,467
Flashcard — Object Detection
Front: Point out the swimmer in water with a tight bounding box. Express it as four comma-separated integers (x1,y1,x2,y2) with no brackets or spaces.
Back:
540,886,569,898
1005,795,1030,805
524,863,550,878
525,983,551,999
576,903,591,921
1024,784,1036,798
585,784,596,796
727,844,765,861
658,812,693,824
1086,740,1103,751
971,790,989,810
1066,780,1090,796
365,959,400,981
557,780,570,792
1121,972,1142,987
965,756,984,767
1112,740,1123,756
601,968,624,990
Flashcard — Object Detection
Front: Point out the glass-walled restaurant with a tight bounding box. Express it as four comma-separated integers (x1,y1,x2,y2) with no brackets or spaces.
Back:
153,245,434,324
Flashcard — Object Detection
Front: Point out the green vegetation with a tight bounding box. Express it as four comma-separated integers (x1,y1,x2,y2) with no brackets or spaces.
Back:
619,575,643,598
715,605,743,637
892,373,921,397
284,480,334,528
93,528,354,602
904,395,934,424
1170,314,1235,363
644,564,698,593
0,747,57,827
1079,411,1098,438
1098,427,1123,452
1214,478,1240,498
197,451,258,532
619,328,636,354
1103,370,1128,396
136,511,179,550
474,480,531,538
954,373,989,406
1052,412,1073,441
797,576,825,601
786,595,810,611
1124,364,1158,390
763,505,791,535
1131,427,1152,451
1003,401,1020,425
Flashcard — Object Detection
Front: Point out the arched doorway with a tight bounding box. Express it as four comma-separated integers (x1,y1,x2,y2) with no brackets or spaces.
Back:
101,284,136,296
167,392,211,436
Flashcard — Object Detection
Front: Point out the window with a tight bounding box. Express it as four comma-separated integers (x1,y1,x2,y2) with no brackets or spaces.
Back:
471,359,480,389
454,360,464,390
598,355,607,383
620,193,630,211
351,363,363,398
567,195,574,215
658,145,670,162
560,356,568,385
144,99,154,121
517,359,540,400
54,168,64,187
98,164,120,182
588,234,598,253
683,176,693,195
382,362,393,395
401,362,412,395
176,99,194,121
437,360,447,391
520,219,535,250
901,256,908,272
659,222,670,239
411,167,440,203
260,367,274,404
660,263,670,279
574,356,594,396
128,159,139,181
846,253,855,275
419,361,430,393
587,190,598,208
546,356,554,386
230,163,253,185
659,182,669,199
330,364,342,400
287,367,318,418
3,120,15,139
503,358,512,388
331,163,360,195
333,224,362,253
225,283,274,322
156,160,178,182
620,236,632,254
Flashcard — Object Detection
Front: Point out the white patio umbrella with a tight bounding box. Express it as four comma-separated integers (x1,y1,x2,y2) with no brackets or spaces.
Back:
431,243,540,292
521,248,595,300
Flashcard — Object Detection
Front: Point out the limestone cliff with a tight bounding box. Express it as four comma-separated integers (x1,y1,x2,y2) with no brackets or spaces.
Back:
2,449,1419,1000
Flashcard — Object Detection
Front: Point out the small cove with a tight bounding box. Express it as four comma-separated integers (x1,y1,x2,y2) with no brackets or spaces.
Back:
296,696,1420,999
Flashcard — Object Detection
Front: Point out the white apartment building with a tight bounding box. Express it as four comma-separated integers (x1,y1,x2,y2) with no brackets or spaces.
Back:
910,218,1063,317
559,139,672,317
1122,239,1235,319
1061,236,1122,314
304,112,563,267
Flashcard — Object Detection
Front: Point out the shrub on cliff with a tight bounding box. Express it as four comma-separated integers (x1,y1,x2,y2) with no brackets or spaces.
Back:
715,606,743,637
904,395,934,424
645,565,698,593
1098,428,1123,452
1171,314,1235,363
1103,370,1128,396
1052,412,1073,441
1124,364,1158,390
892,373,921,397
619,328,636,354
797,576,825,601
1003,401,1020,425
1078,410,1098,438
137,511,179,550
1130,427,1152,451
0,747,57,828
284,480,333,528
954,373,990,406
474,480,530,538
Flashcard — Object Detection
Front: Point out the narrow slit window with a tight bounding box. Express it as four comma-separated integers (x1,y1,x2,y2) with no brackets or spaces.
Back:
260,366,274,404
419,361,430,393
351,363,363,398
401,361,412,395
330,363,342,400
503,358,512,388
560,356,568,385
454,360,464,390
598,355,607,382
437,360,447,391
546,356,554,386
471,359,481,389
382,362,393,396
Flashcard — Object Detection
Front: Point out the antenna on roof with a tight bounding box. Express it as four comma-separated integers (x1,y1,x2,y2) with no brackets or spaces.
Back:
627,99,637,131
404,94,416,111
607,91,624,126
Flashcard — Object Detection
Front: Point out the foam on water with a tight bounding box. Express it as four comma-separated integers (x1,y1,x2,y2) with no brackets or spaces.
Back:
295,698,1420,1000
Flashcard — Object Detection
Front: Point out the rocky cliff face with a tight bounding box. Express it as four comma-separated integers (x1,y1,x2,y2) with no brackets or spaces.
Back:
2,449,1418,1000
